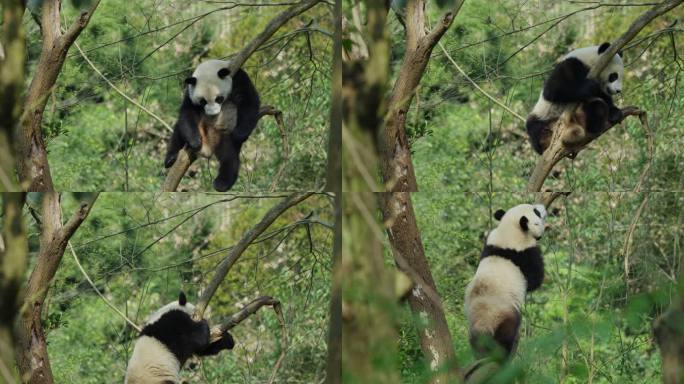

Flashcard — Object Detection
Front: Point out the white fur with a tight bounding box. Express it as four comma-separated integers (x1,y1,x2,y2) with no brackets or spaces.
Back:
564,46,623,95
145,300,194,326
125,336,181,384
464,257,526,333
487,203,546,251
188,59,234,116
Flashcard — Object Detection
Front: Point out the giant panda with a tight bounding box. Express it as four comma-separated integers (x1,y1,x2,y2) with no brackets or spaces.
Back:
464,203,547,359
526,42,624,154
125,292,235,384
164,59,261,192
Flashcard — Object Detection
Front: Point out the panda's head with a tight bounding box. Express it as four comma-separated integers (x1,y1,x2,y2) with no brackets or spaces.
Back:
596,42,624,96
145,291,195,326
487,203,547,251
185,59,233,116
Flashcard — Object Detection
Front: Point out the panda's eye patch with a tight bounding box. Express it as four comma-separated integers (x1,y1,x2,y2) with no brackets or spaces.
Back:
608,73,618,82
533,208,541,218
199,98,207,106
215,96,225,104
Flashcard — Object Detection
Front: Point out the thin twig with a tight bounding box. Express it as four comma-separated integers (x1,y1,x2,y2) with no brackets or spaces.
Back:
68,242,142,332
74,42,173,132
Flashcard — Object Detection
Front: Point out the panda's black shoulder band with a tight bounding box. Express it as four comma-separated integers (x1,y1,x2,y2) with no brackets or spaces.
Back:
481,245,544,292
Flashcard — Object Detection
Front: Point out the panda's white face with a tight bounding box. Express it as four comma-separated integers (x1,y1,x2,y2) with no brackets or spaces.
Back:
487,203,547,251
186,59,233,116
145,292,195,326
565,44,624,96
600,54,623,96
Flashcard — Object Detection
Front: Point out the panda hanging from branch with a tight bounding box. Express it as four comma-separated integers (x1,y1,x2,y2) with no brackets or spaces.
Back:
125,292,235,384
164,60,261,192
525,42,625,154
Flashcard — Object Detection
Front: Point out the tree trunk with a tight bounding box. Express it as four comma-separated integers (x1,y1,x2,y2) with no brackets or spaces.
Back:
378,1,460,191
654,273,684,384
0,0,26,192
17,0,101,191
0,193,28,383
14,193,98,384
380,192,460,383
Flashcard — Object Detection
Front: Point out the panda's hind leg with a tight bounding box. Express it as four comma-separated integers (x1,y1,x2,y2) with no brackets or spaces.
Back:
213,138,241,192
525,117,552,154
583,98,610,134
493,311,521,357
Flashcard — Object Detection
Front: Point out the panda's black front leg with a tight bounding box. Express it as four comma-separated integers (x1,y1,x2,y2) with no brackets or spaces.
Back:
177,116,202,152
164,127,184,168
197,330,235,356
213,138,241,192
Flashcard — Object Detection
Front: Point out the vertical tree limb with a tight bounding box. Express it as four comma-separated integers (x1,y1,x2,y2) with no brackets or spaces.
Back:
18,0,102,191
0,0,26,192
15,193,99,384
163,0,322,191
379,1,463,191
193,192,313,319
380,192,461,383
0,193,28,384
654,271,684,384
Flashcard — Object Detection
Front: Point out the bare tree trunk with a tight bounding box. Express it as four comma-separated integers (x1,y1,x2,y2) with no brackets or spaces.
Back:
18,0,102,191
15,193,98,384
378,1,462,191
325,0,342,380
654,270,684,384
380,192,460,383
0,193,28,384
0,0,26,192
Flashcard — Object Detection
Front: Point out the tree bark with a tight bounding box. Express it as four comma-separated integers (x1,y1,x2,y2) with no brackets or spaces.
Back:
380,192,460,383
378,1,462,191
17,0,102,191
654,273,684,384
15,193,98,384
0,0,26,192
0,193,28,384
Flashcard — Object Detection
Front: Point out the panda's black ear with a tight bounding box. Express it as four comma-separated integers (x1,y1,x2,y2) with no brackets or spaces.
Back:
494,209,506,221
598,42,611,54
617,49,623,57
185,77,197,86
519,216,529,231
217,68,231,79
179,291,187,306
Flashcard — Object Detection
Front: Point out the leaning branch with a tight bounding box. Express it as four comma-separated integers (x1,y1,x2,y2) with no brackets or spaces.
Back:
194,192,313,318
209,296,287,384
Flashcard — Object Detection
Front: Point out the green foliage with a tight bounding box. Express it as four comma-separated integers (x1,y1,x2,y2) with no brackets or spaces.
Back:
33,193,332,383
24,1,331,191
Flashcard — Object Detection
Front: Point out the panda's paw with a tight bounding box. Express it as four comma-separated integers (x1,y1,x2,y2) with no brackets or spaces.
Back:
213,177,234,192
219,330,235,350
608,107,623,124
164,153,177,168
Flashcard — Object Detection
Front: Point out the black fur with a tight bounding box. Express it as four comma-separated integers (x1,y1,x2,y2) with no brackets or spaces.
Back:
493,310,521,355
139,292,234,366
164,68,261,192
519,216,529,231
525,115,553,154
480,245,545,292
141,309,211,366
